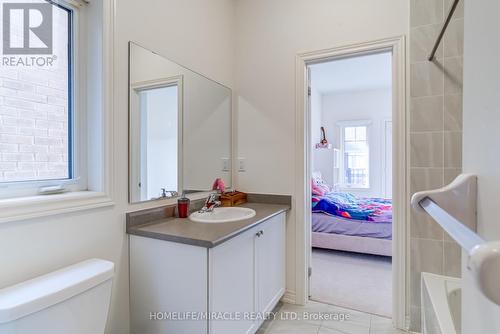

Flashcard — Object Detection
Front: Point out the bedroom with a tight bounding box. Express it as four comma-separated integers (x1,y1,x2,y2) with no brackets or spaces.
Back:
309,51,394,317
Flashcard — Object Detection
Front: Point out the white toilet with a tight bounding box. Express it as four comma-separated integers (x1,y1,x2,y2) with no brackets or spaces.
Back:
0,259,114,334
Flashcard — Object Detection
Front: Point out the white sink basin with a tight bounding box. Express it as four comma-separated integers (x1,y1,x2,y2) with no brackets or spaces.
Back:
189,207,256,223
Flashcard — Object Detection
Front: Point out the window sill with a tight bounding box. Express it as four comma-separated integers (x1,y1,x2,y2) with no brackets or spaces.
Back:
0,191,114,224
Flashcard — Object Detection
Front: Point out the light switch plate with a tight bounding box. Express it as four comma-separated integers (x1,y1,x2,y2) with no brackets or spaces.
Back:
238,158,246,172
221,158,230,172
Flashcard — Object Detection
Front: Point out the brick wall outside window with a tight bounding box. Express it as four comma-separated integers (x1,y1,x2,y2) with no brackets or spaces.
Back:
0,4,69,183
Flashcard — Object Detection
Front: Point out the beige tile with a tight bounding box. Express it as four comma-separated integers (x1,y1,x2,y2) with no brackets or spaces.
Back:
410,269,424,309
370,315,406,334
409,306,422,332
327,305,372,327
443,57,463,94
411,0,444,27
445,0,464,18
443,19,464,58
444,131,462,168
411,62,444,97
279,301,331,326
410,24,442,62
370,315,392,326
318,326,344,334
410,133,443,167
411,211,444,240
444,167,461,185
410,238,444,308
410,96,444,132
444,240,462,277
321,320,369,334
321,304,370,334
410,167,443,195
411,238,444,274
265,320,320,334
444,94,462,131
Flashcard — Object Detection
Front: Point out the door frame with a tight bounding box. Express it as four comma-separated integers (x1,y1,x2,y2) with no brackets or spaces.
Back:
294,36,408,329
382,118,393,198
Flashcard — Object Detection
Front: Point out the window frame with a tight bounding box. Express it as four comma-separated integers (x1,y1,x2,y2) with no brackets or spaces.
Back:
338,120,371,190
0,0,115,223
0,0,87,199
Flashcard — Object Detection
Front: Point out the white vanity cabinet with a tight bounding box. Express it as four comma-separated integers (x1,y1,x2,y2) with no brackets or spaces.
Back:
130,212,286,334
255,213,286,316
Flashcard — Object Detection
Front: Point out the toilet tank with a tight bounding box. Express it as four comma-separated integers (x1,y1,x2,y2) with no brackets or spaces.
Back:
0,259,114,334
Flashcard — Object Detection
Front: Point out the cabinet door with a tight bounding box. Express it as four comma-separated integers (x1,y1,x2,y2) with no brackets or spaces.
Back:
209,227,257,334
130,236,208,334
256,213,286,315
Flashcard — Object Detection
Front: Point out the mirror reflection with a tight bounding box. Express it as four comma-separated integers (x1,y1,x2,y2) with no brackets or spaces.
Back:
129,42,231,203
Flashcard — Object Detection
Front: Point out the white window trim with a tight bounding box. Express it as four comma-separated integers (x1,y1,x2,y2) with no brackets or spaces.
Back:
0,0,115,223
337,119,372,190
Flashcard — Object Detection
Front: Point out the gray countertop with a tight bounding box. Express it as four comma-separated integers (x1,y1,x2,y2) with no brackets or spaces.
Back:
126,202,290,248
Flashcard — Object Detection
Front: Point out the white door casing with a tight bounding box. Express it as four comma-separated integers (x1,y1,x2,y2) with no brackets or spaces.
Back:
295,36,408,329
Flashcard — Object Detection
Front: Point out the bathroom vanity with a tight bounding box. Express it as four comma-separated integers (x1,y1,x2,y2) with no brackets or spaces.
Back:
128,201,289,334
126,41,288,334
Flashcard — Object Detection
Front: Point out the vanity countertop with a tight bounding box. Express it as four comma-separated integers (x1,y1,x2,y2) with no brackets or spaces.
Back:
126,202,290,248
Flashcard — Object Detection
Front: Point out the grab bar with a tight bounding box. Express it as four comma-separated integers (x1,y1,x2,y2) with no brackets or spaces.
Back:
419,198,484,253
411,174,500,306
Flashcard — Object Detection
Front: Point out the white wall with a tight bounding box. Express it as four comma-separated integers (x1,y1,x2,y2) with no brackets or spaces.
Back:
314,88,392,198
0,1,235,334
462,0,500,332
234,0,408,300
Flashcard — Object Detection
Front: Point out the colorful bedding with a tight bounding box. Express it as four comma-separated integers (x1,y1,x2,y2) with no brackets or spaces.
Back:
312,192,392,223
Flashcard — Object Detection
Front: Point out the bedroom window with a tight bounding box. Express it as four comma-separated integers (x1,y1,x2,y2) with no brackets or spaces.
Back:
340,122,370,189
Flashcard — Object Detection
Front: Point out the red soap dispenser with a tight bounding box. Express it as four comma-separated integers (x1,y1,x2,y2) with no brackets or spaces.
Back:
177,194,190,218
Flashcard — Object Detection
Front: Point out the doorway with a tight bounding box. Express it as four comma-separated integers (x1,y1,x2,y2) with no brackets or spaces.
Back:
294,37,407,328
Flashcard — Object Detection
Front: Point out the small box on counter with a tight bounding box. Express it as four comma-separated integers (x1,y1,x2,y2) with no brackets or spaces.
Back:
220,191,247,207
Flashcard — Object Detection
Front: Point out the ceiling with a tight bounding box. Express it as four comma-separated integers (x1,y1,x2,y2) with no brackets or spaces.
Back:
309,51,392,94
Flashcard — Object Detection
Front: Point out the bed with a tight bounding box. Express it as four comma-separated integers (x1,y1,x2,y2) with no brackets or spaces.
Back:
311,191,393,257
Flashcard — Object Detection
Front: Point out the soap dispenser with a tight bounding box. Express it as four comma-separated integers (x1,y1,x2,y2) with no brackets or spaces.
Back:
177,193,190,218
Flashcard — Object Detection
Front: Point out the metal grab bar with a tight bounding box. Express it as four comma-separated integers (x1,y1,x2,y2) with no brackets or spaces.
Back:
428,0,461,61
411,174,500,306
419,197,484,254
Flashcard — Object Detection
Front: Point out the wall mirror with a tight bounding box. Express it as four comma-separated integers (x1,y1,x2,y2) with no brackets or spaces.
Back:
129,42,231,203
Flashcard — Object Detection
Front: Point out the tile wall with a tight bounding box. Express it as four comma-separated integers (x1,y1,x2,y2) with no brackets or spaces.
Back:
409,0,464,331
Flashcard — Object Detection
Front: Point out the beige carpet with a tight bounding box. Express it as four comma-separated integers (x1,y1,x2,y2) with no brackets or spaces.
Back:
310,248,392,318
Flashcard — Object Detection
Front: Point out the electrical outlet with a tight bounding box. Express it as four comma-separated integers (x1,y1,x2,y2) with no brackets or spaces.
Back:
221,158,230,172
238,158,246,172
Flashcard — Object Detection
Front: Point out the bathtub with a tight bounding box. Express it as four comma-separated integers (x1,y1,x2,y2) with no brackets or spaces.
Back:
421,273,461,334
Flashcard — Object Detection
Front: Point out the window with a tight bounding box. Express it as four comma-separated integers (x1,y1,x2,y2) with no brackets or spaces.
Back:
340,122,370,189
0,0,85,198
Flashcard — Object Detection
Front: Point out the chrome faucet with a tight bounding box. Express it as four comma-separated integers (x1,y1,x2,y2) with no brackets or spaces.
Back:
199,193,221,213
160,188,178,199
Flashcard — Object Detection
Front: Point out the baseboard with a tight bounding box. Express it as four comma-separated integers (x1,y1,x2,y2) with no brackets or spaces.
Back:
281,290,296,304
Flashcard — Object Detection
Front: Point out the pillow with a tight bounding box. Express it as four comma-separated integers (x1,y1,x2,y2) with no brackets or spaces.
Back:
311,172,330,196
312,180,326,196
